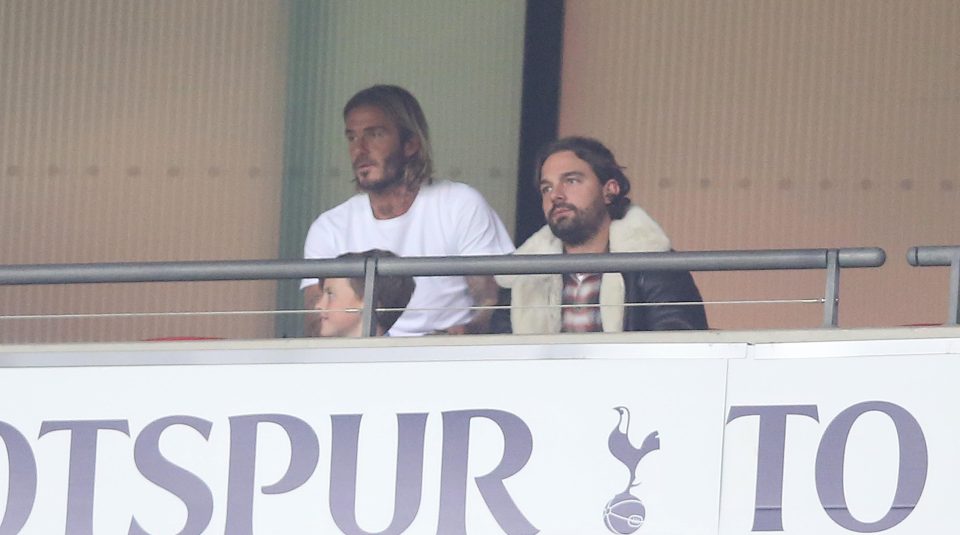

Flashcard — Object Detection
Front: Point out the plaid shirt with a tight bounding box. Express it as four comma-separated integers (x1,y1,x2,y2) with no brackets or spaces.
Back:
561,273,603,332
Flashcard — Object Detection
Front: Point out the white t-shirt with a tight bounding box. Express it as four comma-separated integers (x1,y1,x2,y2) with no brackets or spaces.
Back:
302,180,515,336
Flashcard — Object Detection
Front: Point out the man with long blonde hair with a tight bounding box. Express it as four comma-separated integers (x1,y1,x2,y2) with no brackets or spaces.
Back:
302,85,514,336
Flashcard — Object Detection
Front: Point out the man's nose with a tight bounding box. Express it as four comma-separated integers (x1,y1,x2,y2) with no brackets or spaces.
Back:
349,137,368,158
549,183,565,201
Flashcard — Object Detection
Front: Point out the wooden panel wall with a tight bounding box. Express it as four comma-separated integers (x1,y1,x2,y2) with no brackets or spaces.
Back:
0,1,288,342
560,0,959,328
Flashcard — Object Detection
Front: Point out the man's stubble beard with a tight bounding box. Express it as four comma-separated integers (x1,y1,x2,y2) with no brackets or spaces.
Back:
355,151,408,193
547,200,608,246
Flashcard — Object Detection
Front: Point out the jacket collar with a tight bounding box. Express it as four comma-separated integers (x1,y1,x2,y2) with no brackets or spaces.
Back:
496,205,672,333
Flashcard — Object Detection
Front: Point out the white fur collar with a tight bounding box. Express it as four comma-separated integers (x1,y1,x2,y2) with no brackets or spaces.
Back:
496,206,671,334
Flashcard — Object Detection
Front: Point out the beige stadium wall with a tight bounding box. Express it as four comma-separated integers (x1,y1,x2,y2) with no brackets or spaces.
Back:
559,0,959,329
0,1,288,343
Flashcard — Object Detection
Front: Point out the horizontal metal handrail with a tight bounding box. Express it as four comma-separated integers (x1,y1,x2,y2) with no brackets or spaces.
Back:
378,248,885,276
1,248,886,333
907,245,960,325
907,245,960,267
0,258,366,286
0,247,886,285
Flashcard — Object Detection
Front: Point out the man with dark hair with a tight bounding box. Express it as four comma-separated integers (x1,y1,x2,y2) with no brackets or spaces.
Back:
302,85,514,336
496,136,707,333
314,250,415,337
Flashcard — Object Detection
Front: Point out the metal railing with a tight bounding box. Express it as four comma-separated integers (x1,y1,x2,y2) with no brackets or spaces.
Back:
908,246,960,325
0,248,886,336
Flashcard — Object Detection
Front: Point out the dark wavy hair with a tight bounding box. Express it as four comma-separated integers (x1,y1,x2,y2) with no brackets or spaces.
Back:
337,249,416,333
343,85,433,187
534,136,632,219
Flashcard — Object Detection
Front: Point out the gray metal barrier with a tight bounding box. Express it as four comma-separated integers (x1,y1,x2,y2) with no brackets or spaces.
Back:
907,246,960,325
1,247,887,335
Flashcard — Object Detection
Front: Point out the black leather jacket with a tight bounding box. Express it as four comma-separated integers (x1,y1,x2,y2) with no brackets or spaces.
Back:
621,270,708,331
491,270,707,333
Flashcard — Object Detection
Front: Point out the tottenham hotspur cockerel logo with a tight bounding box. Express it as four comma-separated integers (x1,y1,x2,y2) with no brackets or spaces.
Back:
603,406,660,534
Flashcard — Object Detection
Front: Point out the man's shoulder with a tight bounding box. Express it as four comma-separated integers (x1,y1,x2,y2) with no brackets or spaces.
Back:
419,179,486,204
312,192,369,224
609,205,670,252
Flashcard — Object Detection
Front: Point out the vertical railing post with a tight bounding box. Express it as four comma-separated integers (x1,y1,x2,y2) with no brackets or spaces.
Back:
361,256,378,337
822,249,840,327
949,251,960,325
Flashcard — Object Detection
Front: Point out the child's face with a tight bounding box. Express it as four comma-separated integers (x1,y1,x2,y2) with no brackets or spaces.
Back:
316,277,364,337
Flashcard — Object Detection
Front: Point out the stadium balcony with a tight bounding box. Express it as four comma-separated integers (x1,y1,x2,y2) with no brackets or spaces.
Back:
1,247,959,532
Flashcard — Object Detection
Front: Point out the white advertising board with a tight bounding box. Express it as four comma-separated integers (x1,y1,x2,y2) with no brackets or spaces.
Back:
721,351,960,534
0,351,729,535
1,333,959,534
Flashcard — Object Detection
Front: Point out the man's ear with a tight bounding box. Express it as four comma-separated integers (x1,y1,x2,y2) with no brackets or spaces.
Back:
403,135,421,158
602,179,621,204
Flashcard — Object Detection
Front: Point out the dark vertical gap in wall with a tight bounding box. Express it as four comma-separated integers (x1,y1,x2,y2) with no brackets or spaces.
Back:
515,0,564,245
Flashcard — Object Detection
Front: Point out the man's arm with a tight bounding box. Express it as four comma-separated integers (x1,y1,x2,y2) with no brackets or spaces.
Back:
445,187,514,335
303,284,322,337
455,275,500,334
